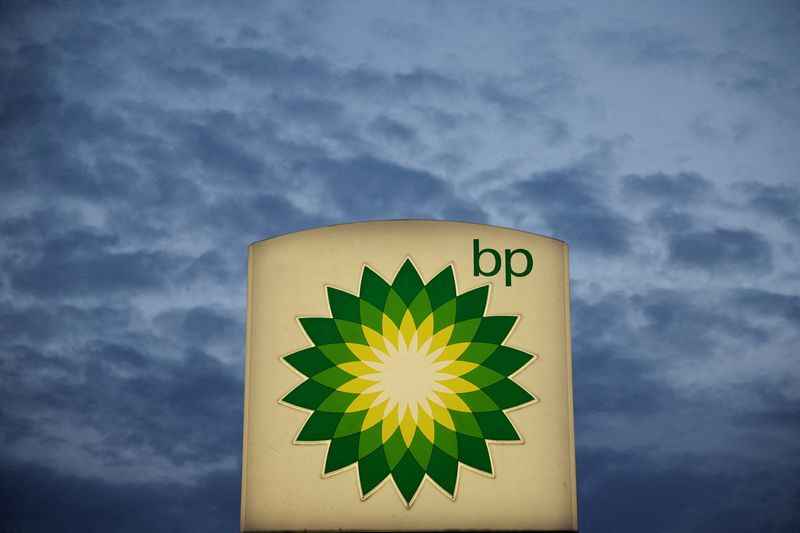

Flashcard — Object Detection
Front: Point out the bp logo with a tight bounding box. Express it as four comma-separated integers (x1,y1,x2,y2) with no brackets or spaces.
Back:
280,258,536,507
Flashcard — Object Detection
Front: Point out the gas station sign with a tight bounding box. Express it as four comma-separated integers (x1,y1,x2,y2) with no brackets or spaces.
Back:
241,221,577,531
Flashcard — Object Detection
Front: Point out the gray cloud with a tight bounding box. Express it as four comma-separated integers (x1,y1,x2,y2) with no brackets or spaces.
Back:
302,155,487,222
478,80,571,144
730,288,800,325
154,306,242,350
572,286,800,531
571,288,768,420
622,172,713,203
668,228,773,272
155,65,226,91
369,114,417,144
0,458,239,533
572,340,672,417
8,233,183,297
211,45,333,89
733,383,800,431
0,340,242,475
0,208,189,298
207,41,464,102
739,181,800,228
632,289,768,351
272,95,345,125
585,26,705,69
510,165,632,255
645,207,696,233
718,57,793,102
578,447,800,533
0,302,134,345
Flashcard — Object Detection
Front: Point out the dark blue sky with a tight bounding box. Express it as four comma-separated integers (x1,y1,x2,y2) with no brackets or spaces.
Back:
1,1,799,531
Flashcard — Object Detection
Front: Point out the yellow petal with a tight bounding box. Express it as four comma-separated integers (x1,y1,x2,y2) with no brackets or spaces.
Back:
416,314,434,346
362,401,386,430
429,325,453,352
400,411,416,446
440,360,479,376
382,314,399,348
436,390,472,411
345,343,381,363
337,378,373,394
338,361,375,376
362,326,387,353
417,408,435,443
346,391,381,412
430,401,455,430
382,405,400,443
399,310,416,345
436,343,470,362
439,377,479,393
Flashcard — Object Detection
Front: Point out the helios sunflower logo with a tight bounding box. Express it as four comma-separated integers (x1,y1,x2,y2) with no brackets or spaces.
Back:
280,258,536,507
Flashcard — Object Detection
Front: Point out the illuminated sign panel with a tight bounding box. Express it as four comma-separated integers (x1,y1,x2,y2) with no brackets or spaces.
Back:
241,221,577,531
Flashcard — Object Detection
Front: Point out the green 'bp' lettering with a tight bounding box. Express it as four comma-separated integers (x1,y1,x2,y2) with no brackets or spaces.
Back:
473,239,533,286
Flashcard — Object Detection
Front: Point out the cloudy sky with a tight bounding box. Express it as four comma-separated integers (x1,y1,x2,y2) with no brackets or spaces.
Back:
1,1,799,531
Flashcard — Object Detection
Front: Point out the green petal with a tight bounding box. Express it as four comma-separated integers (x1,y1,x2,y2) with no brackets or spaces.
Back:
327,287,360,323
482,346,534,376
299,317,343,346
281,380,334,410
449,317,481,344
474,411,521,441
358,423,383,459
483,378,535,409
392,259,425,306
359,299,384,334
426,446,458,497
455,285,489,322
472,315,517,344
318,343,358,365
432,421,458,458
359,448,390,495
325,433,359,473
432,299,456,333
383,288,407,326
359,266,391,310
456,434,492,474
334,319,368,344
408,430,433,470
458,389,500,412
296,411,342,441
408,289,433,326
425,266,456,310
392,452,425,505
456,342,498,364
334,411,368,437
383,429,407,469
450,410,483,438
283,347,334,377
461,366,506,389
312,367,355,389
317,390,359,413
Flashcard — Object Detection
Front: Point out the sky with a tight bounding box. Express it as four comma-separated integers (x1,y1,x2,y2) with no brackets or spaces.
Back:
0,0,798,531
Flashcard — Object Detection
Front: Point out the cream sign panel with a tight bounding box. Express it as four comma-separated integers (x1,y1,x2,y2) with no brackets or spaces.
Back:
241,221,577,532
